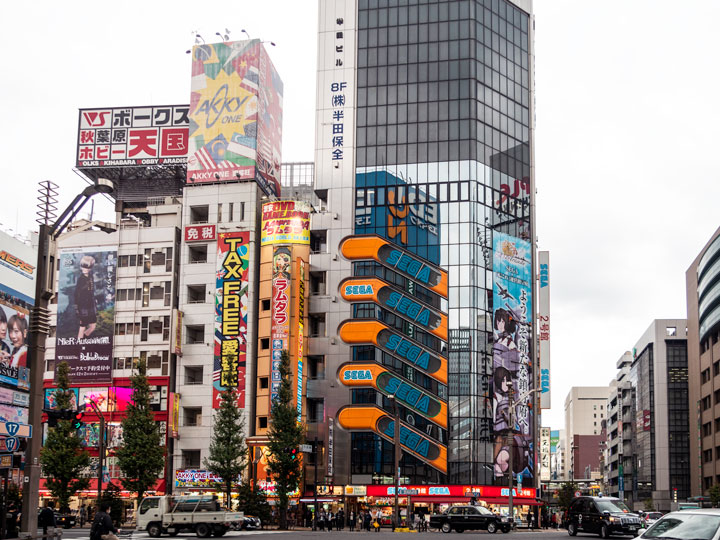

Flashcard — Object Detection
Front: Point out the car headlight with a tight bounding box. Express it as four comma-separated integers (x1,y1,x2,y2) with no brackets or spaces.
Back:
608,517,617,523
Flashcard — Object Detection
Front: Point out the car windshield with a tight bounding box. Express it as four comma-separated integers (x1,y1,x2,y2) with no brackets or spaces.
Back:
644,514,720,540
596,500,632,513
647,513,663,519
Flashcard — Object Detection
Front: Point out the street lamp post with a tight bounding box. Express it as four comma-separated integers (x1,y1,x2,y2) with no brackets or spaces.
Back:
389,395,401,530
21,179,114,533
84,398,106,504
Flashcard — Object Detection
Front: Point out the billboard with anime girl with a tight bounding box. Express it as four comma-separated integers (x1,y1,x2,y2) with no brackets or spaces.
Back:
491,231,533,482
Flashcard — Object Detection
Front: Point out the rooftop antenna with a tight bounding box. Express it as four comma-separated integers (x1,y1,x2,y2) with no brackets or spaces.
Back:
36,180,59,226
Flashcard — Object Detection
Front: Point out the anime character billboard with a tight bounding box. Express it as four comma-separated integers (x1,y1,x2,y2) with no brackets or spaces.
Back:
56,247,117,383
491,231,533,481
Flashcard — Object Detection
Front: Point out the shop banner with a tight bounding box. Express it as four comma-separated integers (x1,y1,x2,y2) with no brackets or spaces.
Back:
169,392,180,439
538,251,550,409
56,247,117,383
270,246,291,405
365,484,536,499
175,469,229,488
173,309,183,356
491,232,533,481
261,201,311,246
214,232,250,409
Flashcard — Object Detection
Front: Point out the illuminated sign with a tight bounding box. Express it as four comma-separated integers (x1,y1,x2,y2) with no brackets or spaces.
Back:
337,405,446,473
261,201,311,246
214,232,249,409
295,258,306,421
538,251,551,409
338,320,447,384
339,235,447,297
364,484,536,498
339,278,447,340
337,363,447,428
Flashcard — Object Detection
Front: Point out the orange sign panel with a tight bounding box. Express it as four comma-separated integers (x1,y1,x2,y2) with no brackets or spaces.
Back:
339,277,447,341
337,406,447,473
339,235,448,298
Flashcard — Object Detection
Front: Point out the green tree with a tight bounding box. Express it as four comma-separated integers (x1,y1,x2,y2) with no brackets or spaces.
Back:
204,388,247,508
266,350,304,530
557,481,578,515
236,480,271,525
116,359,165,503
710,484,720,507
39,362,90,510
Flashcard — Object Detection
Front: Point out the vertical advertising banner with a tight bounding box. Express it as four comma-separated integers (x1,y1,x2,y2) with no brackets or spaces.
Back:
295,258,306,421
270,246,292,405
491,232,533,481
538,251,550,409
214,232,249,409
540,427,551,481
169,392,180,439
56,247,117,383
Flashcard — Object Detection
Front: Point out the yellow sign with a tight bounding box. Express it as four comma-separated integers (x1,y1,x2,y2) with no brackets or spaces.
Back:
261,201,311,245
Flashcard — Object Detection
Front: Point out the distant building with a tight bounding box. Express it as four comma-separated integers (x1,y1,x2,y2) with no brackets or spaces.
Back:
564,386,610,479
605,352,634,499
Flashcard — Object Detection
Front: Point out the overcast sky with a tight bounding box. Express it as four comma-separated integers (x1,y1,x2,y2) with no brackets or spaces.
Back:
2,1,719,431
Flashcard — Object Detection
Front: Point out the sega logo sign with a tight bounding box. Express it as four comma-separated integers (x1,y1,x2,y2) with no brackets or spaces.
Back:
344,284,374,296
541,369,550,394
343,369,373,381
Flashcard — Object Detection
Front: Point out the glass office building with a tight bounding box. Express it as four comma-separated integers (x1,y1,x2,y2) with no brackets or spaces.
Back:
313,0,535,487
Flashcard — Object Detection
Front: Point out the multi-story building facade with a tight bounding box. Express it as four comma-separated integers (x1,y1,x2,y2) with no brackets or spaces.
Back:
605,352,633,499
563,386,609,480
311,0,538,499
603,322,690,511
687,227,720,496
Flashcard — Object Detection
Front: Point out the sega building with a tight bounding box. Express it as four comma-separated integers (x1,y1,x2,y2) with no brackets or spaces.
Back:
307,0,539,517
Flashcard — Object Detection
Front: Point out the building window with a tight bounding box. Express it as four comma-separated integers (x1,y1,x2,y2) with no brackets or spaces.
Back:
309,314,326,337
310,271,327,295
186,325,205,345
704,449,713,463
182,450,201,469
189,245,208,264
217,203,223,223
228,202,234,222
308,356,326,380
258,417,268,429
703,396,712,410
185,366,203,385
190,206,209,224
259,377,269,389
261,338,270,350
262,299,271,311
184,407,202,427
307,398,325,423
310,230,328,253
666,326,677,336
187,284,207,303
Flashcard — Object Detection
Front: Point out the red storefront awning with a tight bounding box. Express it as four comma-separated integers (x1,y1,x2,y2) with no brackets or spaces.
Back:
481,497,544,506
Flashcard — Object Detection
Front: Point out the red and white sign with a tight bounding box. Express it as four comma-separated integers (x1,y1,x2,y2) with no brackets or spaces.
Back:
185,225,216,243
364,484,536,499
77,105,189,168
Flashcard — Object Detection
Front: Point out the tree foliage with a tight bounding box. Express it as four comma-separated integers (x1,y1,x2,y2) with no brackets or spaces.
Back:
39,362,90,510
557,481,578,514
266,350,305,530
100,481,125,526
236,480,271,525
116,359,165,503
710,484,720,508
204,388,246,509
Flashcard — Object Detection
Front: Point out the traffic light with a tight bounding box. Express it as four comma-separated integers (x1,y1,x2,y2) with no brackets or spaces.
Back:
71,405,86,430
285,447,298,460
42,408,64,428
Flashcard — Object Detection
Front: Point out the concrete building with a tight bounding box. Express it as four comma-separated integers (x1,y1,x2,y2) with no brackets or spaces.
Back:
564,386,610,479
605,351,633,499
687,227,720,496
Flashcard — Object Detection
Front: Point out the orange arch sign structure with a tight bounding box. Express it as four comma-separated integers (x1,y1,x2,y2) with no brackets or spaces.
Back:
339,235,448,298
337,405,447,473
339,277,448,341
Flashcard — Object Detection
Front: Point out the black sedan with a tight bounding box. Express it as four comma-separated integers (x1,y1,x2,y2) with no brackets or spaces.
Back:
430,505,511,533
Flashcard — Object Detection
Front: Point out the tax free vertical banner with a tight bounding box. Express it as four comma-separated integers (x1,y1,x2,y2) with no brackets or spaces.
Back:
294,257,307,421
214,232,250,409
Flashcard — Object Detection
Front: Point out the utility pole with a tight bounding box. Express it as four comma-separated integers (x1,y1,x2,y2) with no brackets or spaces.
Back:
392,396,401,530
313,437,318,531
